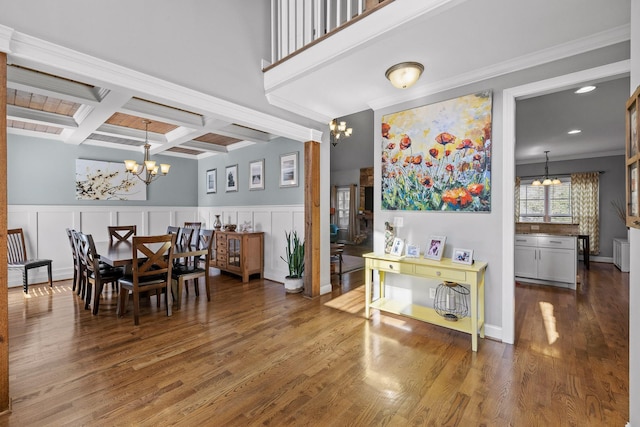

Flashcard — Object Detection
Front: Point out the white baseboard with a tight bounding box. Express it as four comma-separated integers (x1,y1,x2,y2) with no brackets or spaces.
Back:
484,323,502,341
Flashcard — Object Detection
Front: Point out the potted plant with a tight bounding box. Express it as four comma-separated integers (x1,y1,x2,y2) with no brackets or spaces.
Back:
281,230,305,293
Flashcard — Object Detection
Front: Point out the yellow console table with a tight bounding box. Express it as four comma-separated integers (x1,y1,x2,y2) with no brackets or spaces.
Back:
363,252,488,352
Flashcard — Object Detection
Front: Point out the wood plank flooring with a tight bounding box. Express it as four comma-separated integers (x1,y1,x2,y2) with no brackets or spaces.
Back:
1,260,628,426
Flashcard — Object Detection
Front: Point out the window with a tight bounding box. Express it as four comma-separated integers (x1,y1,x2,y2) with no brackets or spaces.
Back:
336,186,350,228
519,178,572,223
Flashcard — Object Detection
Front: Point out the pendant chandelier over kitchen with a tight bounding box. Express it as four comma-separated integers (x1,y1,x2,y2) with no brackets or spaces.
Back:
124,120,171,185
532,151,561,186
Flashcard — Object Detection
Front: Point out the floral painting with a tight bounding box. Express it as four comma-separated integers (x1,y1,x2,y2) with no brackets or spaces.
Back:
381,91,492,211
76,159,146,200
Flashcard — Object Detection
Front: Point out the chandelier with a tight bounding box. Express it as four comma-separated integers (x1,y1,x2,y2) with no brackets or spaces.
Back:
532,151,561,186
329,119,353,147
124,120,170,185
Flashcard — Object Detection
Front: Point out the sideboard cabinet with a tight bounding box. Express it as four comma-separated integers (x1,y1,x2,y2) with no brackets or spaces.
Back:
213,231,264,282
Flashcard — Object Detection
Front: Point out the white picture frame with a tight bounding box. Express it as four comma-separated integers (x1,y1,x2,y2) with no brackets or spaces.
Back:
452,248,474,265
406,244,420,258
425,235,446,260
225,164,238,192
279,152,298,187
249,159,265,190
390,237,404,256
206,168,217,194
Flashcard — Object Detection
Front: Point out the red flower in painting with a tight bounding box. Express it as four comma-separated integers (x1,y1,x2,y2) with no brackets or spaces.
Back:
473,153,482,161
445,164,454,172
412,154,422,164
445,150,451,157
468,183,484,196
442,188,473,208
386,142,396,150
429,148,439,158
425,161,433,167
382,123,391,139
457,139,474,150
400,134,411,150
435,132,456,146
420,175,434,188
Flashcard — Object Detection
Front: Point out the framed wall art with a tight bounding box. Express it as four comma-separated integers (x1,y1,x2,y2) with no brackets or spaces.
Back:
206,168,217,194
381,91,493,212
249,159,265,190
280,152,298,187
75,159,146,201
225,164,238,192
626,84,640,228
425,235,446,261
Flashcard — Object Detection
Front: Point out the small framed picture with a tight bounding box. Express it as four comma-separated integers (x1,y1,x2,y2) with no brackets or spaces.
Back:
206,169,217,194
425,235,446,261
249,159,265,190
390,237,404,256
225,164,238,192
280,152,298,187
452,248,474,265
406,244,420,258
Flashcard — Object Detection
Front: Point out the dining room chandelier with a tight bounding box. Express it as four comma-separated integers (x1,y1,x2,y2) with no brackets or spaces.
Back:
532,150,561,186
124,120,170,185
329,119,353,147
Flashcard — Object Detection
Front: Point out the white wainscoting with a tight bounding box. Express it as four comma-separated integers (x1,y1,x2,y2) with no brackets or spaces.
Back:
7,204,304,288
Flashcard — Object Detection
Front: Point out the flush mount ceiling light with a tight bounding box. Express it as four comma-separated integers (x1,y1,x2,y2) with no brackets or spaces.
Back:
532,151,561,186
124,120,171,185
575,85,596,94
567,129,582,135
385,62,424,89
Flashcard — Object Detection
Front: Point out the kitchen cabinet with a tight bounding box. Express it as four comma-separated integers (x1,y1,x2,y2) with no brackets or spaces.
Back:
515,234,577,289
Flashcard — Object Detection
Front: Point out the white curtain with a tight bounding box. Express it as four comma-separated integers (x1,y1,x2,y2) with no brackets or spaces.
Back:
515,176,521,222
348,184,357,242
571,172,600,254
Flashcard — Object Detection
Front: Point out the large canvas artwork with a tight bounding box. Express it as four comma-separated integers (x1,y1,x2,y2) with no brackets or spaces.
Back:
76,159,146,200
381,91,493,211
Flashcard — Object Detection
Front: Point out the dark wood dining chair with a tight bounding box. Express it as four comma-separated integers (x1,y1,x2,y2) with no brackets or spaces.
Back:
108,225,137,243
183,222,201,245
7,228,53,293
117,234,176,325
171,228,214,309
166,226,180,235
78,232,123,314
66,228,81,292
71,230,87,297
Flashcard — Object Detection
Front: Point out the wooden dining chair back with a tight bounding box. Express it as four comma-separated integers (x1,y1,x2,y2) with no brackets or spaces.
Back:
171,228,214,309
183,222,201,245
79,232,123,314
166,226,180,235
66,228,81,292
117,234,176,325
108,225,137,243
7,228,53,293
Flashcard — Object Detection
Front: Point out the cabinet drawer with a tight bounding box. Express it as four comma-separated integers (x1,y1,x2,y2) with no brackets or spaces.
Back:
217,261,227,269
216,239,227,249
217,246,227,255
415,265,467,282
371,259,414,274
537,235,575,250
515,235,537,247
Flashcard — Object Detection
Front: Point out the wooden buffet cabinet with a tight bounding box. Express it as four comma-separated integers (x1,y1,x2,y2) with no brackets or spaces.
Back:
213,231,264,282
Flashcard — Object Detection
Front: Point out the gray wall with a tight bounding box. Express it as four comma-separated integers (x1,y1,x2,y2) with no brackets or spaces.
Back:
516,155,627,258
8,134,198,206
198,137,304,207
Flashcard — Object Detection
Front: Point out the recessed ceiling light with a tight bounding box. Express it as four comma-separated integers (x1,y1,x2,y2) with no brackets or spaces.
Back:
575,85,596,94
568,129,582,135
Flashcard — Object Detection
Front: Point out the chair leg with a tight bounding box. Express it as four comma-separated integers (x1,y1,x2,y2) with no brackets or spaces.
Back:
72,268,78,292
117,289,129,316
22,270,28,293
205,275,211,302
84,281,93,310
133,291,140,325
47,262,53,287
92,282,105,315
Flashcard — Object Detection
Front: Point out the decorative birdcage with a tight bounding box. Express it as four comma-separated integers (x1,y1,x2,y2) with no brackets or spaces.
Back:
434,281,470,321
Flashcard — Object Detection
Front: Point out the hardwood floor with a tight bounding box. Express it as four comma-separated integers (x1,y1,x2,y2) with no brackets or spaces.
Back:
2,261,628,426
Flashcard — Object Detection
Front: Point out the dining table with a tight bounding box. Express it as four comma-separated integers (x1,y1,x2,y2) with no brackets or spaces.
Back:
94,240,210,310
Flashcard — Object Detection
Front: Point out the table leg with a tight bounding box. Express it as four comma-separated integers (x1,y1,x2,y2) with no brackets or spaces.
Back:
365,262,371,319
479,272,485,339
470,279,478,352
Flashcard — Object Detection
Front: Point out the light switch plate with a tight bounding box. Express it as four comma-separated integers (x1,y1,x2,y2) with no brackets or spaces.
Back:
393,217,404,228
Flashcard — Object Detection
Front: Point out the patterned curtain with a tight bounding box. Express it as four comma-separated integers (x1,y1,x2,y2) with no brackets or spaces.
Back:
515,176,521,221
348,184,358,242
330,185,337,224
571,172,599,254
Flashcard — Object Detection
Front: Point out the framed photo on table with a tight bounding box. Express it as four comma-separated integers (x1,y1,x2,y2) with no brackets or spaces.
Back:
280,152,298,187
390,237,404,256
206,169,217,194
249,159,265,190
452,248,474,265
406,244,420,258
225,164,238,192
425,235,446,261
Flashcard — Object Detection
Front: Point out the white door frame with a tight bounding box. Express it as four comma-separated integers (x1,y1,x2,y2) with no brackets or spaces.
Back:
500,60,630,344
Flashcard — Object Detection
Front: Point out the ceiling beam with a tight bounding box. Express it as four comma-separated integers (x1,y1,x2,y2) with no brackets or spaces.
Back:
65,90,132,145
6,104,78,129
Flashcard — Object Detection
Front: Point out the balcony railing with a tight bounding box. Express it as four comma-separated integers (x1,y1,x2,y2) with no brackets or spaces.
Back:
269,0,390,66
